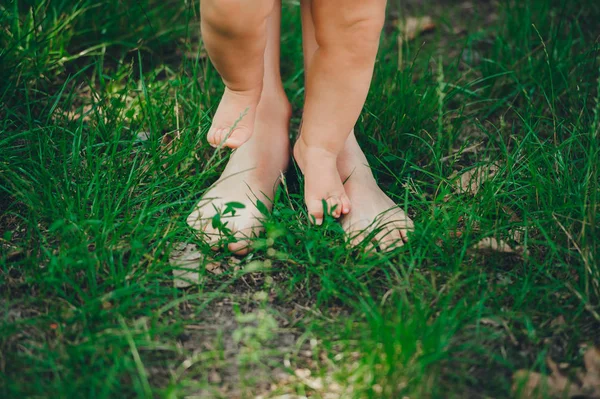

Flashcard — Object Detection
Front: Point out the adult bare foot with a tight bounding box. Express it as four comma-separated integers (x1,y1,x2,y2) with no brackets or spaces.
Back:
338,132,414,251
188,96,290,255
206,86,261,149
293,137,351,225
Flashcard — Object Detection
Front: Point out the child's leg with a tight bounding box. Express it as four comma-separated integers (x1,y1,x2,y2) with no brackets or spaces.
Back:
300,0,413,249
201,0,275,148
294,0,386,224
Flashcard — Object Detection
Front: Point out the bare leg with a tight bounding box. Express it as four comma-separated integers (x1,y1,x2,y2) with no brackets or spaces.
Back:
188,1,291,255
301,0,413,249
294,0,386,224
201,0,275,148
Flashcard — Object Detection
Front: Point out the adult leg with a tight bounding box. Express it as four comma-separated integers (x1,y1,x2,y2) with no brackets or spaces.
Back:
188,1,291,255
300,0,413,249
294,0,386,224
201,0,275,148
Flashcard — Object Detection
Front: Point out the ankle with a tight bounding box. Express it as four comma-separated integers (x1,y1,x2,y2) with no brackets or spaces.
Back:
224,84,263,100
338,136,375,182
257,90,291,118
296,133,340,161
295,135,339,164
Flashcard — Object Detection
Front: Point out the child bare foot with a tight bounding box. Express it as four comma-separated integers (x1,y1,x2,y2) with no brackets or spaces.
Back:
206,86,261,148
294,0,385,224
294,137,351,225
338,133,414,251
201,0,274,149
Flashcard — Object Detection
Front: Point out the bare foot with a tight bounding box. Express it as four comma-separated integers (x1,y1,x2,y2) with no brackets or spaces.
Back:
188,97,290,254
338,133,414,251
206,87,261,149
293,137,351,225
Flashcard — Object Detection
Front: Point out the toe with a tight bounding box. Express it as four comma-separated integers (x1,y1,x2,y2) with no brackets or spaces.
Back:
207,127,219,147
349,230,369,247
203,225,224,251
326,197,342,218
386,211,414,243
215,128,228,147
306,199,325,225
341,193,351,215
225,138,241,149
228,240,250,255
364,238,378,254
377,228,404,252
187,206,216,234
190,208,226,251
313,214,324,225
227,223,249,255
225,127,251,149
228,222,260,255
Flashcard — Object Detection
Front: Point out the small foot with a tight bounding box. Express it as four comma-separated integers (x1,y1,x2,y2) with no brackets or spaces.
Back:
294,138,351,225
206,87,261,149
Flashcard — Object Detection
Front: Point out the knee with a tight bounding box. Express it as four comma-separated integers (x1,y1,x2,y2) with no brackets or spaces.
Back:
316,11,385,65
347,12,386,45
201,0,273,36
348,17,385,61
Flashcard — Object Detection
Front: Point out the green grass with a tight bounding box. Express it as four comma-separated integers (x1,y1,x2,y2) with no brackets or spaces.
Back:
1,0,599,397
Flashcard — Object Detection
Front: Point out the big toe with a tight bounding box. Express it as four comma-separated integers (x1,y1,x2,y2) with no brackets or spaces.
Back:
227,235,253,255
228,220,262,255
225,126,252,149
306,199,326,225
